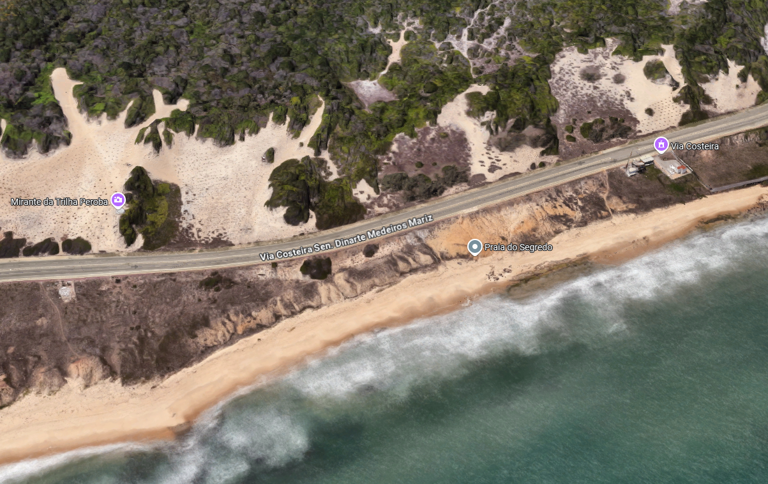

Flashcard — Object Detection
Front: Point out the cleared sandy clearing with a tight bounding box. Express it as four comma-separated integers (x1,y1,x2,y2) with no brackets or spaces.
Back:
0,69,189,252
436,84,556,182
702,59,761,114
0,69,335,251
668,0,707,15
550,40,687,137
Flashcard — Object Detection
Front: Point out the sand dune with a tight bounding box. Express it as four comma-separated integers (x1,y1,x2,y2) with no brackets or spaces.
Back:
436,84,557,181
0,68,329,250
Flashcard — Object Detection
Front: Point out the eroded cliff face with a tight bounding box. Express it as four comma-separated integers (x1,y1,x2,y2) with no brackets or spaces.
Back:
0,170,690,408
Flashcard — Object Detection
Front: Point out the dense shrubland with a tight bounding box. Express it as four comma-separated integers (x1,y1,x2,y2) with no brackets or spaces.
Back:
119,166,180,249
1,0,767,231
265,156,366,230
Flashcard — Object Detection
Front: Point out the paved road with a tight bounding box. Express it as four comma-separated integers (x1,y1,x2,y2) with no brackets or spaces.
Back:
3,104,768,283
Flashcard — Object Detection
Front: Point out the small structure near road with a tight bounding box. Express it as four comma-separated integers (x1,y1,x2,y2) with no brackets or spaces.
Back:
654,154,689,179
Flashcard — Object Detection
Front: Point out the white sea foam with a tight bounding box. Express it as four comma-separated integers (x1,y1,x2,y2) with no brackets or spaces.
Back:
0,442,158,483
3,216,768,483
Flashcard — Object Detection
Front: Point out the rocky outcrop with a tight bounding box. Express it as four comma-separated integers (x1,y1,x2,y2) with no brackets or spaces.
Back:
0,171,697,409
29,366,66,396
67,356,111,389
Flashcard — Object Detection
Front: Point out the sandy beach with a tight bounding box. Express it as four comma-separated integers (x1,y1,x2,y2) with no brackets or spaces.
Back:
1,183,767,466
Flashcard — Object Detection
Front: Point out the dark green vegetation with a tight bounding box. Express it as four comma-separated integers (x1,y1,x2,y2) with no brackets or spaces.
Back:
465,57,559,155
264,147,275,163
643,60,668,80
22,237,59,256
381,165,468,202
119,166,180,249
0,231,25,258
363,243,379,257
199,271,236,291
645,108,654,116
2,0,767,206
300,257,333,280
579,117,631,143
61,236,92,254
265,157,366,230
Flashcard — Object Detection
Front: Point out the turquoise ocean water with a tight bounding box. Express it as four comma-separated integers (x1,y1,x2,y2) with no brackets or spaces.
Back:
3,215,768,484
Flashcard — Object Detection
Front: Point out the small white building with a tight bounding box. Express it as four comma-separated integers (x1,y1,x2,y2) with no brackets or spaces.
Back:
653,155,688,179
640,155,655,165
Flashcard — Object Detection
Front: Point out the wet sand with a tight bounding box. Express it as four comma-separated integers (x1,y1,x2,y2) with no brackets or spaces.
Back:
1,184,767,466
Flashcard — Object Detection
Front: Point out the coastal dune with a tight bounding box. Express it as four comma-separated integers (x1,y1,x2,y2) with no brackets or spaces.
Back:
1,183,767,466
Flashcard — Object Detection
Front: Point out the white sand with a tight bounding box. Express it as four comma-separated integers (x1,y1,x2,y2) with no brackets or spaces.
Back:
162,106,326,245
0,119,6,134
1,184,766,466
0,69,188,252
701,59,761,114
0,68,328,250
380,28,408,78
436,84,556,181
353,179,378,205
763,24,768,55
550,40,688,136
668,0,707,15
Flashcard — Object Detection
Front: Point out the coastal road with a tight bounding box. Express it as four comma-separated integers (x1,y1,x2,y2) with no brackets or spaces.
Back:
3,103,768,283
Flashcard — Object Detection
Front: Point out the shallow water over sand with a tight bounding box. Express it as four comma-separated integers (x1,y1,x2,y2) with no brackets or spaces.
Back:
4,215,768,484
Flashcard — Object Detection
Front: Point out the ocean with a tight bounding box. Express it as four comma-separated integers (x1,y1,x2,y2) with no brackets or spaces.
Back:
3,215,768,484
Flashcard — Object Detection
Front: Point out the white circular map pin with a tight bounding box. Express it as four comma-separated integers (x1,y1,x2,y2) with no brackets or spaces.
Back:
654,136,669,154
467,239,483,257
110,192,126,210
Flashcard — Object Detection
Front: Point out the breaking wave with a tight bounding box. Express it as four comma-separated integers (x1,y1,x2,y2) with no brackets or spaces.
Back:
3,215,768,484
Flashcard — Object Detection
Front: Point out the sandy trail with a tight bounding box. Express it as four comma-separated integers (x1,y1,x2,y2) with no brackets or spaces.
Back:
1,184,766,466
0,69,189,252
0,69,328,249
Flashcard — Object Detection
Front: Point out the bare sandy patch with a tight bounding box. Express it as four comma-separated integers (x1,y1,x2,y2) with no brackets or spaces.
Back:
701,59,761,114
550,40,687,141
668,0,707,15
149,103,326,245
0,68,328,251
381,29,408,77
347,80,396,108
0,68,188,252
436,84,556,182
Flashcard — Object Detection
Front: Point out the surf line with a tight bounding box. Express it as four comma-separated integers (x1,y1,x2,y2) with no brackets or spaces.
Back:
259,214,434,261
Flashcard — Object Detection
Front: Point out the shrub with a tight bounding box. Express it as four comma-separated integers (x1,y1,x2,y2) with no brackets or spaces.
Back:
62,237,92,255
363,244,379,257
0,232,26,258
300,257,332,280
22,238,59,256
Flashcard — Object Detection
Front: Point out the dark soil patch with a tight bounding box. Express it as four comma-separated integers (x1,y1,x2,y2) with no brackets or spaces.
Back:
379,127,471,179
684,128,768,187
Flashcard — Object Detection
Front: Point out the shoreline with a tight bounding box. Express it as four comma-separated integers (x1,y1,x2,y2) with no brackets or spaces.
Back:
1,185,767,467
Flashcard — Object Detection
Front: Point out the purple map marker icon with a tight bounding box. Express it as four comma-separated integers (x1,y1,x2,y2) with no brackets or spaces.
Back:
111,192,126,210
654,136,669,154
